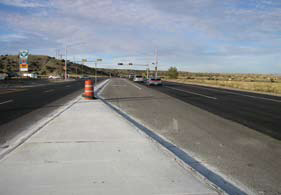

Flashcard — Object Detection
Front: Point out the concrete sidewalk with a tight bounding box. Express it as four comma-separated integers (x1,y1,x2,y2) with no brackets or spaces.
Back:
0,97,219,194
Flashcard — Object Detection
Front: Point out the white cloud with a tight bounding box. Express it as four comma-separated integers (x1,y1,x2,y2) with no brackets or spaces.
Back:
0,34,27,42
1,0,281,73
0,0,49,8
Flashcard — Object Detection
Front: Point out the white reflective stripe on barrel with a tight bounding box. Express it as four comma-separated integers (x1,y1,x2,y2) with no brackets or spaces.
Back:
85,85,93,87
85,90,93,92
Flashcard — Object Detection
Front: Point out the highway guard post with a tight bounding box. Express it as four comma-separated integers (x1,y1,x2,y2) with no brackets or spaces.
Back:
83,80,95,100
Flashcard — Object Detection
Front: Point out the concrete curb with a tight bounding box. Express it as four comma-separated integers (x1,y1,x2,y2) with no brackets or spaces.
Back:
97,79,247,195
0,79,109,161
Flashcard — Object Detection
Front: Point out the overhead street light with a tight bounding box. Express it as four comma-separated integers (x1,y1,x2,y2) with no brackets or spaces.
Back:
118,63,123,65
63,42,86,80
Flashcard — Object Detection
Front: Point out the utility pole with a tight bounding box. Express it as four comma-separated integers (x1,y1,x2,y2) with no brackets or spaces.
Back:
74,56,78,77
64,47,67,80
95,59,102,84
146,56,149,79
155,48,158,78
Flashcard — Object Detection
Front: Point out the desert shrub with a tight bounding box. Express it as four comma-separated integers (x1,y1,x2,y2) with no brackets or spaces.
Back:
167,67,179,79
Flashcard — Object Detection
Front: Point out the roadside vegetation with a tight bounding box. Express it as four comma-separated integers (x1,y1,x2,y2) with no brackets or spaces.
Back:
164,72,281,95
167,67,178,79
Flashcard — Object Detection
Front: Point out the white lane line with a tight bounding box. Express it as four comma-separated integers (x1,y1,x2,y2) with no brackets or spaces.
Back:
0,100,13,105
112,85,127,87
124,80,142,90
66,85,71,87
44,89,54,93
180,84,281,103
165,86,217,100
98,79,111,95
111,85,127,87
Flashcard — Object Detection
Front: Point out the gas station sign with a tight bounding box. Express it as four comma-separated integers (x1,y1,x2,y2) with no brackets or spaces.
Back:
19,50,29,71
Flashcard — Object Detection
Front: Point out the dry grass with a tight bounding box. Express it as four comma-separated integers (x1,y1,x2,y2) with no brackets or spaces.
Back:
165,78,281,95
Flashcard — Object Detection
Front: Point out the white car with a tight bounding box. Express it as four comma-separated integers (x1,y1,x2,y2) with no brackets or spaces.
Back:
49,75,61,79
0,73,7,80
133,75,144,82
146,77,162,86
128,74,135,80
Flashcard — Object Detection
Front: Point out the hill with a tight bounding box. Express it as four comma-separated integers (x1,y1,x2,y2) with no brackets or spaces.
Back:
0,55,109,77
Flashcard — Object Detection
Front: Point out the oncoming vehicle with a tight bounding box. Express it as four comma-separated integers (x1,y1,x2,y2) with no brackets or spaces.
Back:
128,74,135,80
133,75,144,82
146,77,162,86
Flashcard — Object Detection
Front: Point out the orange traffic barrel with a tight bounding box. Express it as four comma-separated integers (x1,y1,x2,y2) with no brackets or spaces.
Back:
82,80,95,100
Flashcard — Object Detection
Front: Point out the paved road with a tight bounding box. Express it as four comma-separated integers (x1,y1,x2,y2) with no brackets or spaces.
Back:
0,78,105,145
100,78,281,195
153,81,281,140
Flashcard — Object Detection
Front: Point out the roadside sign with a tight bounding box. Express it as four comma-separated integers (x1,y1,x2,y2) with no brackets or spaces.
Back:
19,50,29,71
82,59,87,63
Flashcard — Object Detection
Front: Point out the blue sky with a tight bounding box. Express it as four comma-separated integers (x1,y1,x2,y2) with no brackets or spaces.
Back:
0,0,281,73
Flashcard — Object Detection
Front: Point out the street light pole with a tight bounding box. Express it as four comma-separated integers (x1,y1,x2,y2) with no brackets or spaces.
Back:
64,47,67,80
95,61,97,84
95,58,102,84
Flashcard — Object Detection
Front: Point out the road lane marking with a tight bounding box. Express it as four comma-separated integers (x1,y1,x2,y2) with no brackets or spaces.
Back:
111,85,127,87
165,86,217,100
124,80,142,90
98,79,111,95
66,85,71,87
177,83,281,103
0,100,13,105
0,89,27,95
44,89,54,93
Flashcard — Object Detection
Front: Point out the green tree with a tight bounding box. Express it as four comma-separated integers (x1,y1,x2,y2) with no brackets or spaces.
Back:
167,67,178,79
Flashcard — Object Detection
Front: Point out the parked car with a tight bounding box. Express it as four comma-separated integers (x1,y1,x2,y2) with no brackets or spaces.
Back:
7,72,19,78
23,73,38,79
49,75,61,79
133,75,144,82
145,77,162,86
0,73,8,80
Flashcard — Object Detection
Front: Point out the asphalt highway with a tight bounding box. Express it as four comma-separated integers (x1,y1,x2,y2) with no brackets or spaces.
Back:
154,81,281,140
100,78,281,195
0,78,105,144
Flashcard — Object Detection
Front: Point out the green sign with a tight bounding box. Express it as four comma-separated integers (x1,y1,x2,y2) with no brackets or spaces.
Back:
19,50,29,71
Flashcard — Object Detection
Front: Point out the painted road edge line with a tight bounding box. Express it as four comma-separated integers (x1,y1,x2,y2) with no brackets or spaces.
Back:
165,86,217,100
168,81,281,103
97,85,247,195
0,100,13,105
